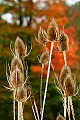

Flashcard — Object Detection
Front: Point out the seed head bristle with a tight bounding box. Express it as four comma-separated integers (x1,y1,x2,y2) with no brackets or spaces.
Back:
59,31,69,51
39,51,49,65
47,18,59,41
11,56,24,73
37,27,48,45
10,68,24,89
64,74,75,96
59,65,71,88
15,37,27,57
56,114,66,120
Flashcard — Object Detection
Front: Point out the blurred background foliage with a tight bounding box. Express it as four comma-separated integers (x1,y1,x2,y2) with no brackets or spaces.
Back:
0,0,80,120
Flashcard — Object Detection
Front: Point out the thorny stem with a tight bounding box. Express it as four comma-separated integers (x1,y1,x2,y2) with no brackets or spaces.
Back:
13,90,16,120
63,51,67,66
33,99,40,120
64,95,67,119
41,41,54,120
69,96,75,120
30,98,37,120
68,97,71,120
63,51,67,119
40,64,44,115
18,102,24,120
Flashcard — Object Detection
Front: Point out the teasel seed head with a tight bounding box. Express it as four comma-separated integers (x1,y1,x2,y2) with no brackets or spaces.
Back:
11,56,24,73
47,18,59,41
15,37,27,57
10,68,24,89
56,114,66,120
39,51,49,65
36,27,48,45
59,65,71,89
16,86,31,102
64,74,75,96
58,31,69,51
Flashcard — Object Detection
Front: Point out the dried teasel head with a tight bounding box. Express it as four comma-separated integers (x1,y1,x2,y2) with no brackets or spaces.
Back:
11,56,24,73
10,68,24,89
58,31,69,51
38,51,49,65
36,27,48,45
64,74,75,96
47,18,59,41
59,65,71,89
15,37,27,57
56,114,66,120
16,86,31,102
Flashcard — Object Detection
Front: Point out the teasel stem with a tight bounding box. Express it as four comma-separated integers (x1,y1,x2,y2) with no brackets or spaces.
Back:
64,94,67,119
41,41,54,120
68,97,71,120
33,99,40,120
30,98,37,120
63,51,67,119
13,90,16,120
63,51,67,66
40,64,44,115
68,96,75,120
18,102,24,120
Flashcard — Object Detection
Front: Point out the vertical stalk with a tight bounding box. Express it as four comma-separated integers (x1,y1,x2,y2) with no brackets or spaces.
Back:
34,100,40,120
63,51,67,66
18,102,24,120
64,96,67,119
30,98,37,120
13,90,16,120
63,50,67,119
41,41,54,120
40,64,44,115
68,97,71,120
69,96,75,120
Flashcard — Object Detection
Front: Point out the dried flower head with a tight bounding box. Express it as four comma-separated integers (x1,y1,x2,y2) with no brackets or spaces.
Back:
64,74,75,96
11,56,24,73
56,114,66,120
59,31,69,51
10,68,24,89
16,86,31,102
36,27,48,45
38,51,49,65
15,37,27,57
47,18,59,41
59,65,71,88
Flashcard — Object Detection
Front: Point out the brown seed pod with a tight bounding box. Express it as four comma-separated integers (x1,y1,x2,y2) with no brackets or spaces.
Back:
56,114,66,120
36,27,48,45
11,56,24,73
59,31,69,51
16,86,31,102
10,68,24,89
64,74,75,96
47,18,59,41
15,37,27,57
59,65,71,88
39,51,49,65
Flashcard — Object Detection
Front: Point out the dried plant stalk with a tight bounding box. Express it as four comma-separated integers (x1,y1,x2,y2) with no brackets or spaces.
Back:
41,41,54,120
68,96,75,120
40,64,44,115
18,101,24,120
13,90,16,120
